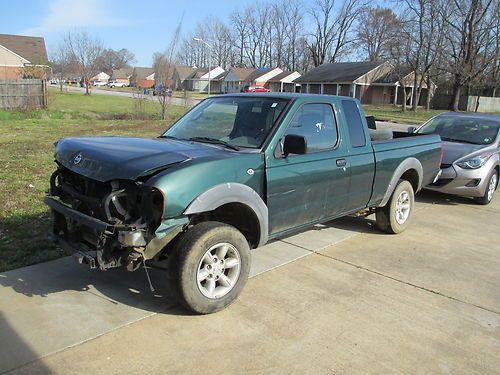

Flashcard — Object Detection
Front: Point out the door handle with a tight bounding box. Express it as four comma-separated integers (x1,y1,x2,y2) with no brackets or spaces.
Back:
336,159,347,167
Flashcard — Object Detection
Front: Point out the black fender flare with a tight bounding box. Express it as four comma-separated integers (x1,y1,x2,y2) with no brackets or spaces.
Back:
184,183,269,247
379,157,423,207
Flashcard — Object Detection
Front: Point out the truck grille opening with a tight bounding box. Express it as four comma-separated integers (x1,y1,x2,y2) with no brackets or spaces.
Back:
49,166,164,256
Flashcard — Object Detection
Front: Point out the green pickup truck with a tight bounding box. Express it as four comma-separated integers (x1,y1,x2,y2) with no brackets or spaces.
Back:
45,93,442,313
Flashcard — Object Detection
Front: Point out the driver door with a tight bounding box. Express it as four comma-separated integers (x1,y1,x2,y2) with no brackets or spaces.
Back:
266,102,350,235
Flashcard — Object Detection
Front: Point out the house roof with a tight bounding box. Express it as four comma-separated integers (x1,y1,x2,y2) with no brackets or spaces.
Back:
212,71,227,81
190,68,209,79
133,67,155,80
372,67,436,88
175,66,198,81
228,67,255,81
245,68,273,82
294,61,384,83
267,71,300,83
0,33,48,64
112,68,133,79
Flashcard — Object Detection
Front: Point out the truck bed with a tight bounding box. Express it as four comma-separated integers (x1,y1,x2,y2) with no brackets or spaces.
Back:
369,132,442,206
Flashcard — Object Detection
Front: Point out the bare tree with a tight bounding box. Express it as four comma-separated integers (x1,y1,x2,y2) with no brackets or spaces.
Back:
155,21,182,120
230,8,251,67
307,0,366,67
245,5,271,67
284,0,305,70
61,32,104,95
389,31,412,112
356,6,400,61
98,48,136,74
443,0,498,110
206,17,236,69
488,19,500,97
399,0,448,111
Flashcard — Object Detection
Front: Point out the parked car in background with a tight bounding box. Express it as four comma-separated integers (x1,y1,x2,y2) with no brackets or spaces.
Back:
414,112,500,204
92,80,107,87
243,85,271,93
45,93,441,314
108,80,127,88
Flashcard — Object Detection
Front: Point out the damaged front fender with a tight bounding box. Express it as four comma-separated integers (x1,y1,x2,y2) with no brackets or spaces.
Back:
142,216,189,260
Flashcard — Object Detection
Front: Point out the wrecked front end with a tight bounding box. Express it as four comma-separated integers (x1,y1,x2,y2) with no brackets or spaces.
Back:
45,165,187,271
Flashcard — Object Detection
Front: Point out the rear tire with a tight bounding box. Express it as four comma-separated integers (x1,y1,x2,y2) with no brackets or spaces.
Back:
376,179,415,234
474,170,498,205
171,221,251,314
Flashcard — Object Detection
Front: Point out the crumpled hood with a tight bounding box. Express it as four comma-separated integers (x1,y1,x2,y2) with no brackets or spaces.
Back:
55,136,198,182
441,141,486,165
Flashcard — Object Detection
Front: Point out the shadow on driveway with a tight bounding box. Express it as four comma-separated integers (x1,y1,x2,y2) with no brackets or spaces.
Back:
0,313,53,374
0,257,182,315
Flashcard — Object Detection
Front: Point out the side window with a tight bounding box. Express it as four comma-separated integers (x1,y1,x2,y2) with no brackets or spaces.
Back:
285,103,338,153
342,100,366,148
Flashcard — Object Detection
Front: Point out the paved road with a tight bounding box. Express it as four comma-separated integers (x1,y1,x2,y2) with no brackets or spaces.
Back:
1,190,499,374
61,85,201,107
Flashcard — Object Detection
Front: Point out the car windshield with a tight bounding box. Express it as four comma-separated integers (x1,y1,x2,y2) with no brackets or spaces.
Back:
163,96,289,148
418,116,500,145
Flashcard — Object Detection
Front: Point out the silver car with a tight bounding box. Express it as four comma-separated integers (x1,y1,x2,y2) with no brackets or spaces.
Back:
413,112,500,204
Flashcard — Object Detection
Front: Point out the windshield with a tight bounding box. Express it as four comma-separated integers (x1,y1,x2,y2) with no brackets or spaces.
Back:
418,116,500,145
163,96,289,148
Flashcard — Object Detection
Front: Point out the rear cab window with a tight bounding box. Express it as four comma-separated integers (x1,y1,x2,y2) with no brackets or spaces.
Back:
342,100,366,148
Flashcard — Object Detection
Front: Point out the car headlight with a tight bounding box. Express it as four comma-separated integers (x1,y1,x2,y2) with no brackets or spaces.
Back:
456,154,492,169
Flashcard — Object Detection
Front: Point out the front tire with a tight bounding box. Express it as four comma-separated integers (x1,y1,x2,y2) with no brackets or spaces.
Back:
376,179,415,234
474,170,498,205
173,221,251,314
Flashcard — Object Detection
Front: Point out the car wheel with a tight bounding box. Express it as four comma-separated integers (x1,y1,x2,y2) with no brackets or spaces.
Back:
474,170,498,205
171,221,250,314
376,179,415,234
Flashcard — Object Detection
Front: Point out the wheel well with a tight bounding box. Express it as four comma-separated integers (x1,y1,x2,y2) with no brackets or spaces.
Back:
400,169,420,192
190,202,260,248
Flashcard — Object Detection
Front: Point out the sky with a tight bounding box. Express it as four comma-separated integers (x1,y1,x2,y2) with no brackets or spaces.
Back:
1,0,263,66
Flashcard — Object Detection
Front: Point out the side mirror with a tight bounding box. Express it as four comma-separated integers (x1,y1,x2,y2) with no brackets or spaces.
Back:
407,126,417,133
283,134,307,157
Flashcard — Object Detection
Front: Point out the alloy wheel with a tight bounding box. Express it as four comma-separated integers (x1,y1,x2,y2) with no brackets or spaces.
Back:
487,173,498,202
196,242,241,299
395,190,411,225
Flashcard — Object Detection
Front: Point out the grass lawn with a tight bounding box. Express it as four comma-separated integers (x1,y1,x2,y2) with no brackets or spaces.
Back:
0,89,187,272
172,91,209,100
363,104,445,125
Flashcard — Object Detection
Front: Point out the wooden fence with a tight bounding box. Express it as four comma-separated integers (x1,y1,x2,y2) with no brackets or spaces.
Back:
0,79,47,109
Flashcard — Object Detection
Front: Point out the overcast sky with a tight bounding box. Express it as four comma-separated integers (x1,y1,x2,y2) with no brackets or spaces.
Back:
2,0,262,66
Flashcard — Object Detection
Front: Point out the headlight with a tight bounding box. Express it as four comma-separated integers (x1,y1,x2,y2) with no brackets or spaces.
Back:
456,154,492,169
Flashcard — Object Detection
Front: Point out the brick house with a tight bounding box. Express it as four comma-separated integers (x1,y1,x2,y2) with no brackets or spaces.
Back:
131,67,155,88
111,68,133,86
294,61,435,106
0,34,49,79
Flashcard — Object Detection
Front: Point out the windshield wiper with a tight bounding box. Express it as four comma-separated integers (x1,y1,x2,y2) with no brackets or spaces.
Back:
159,135,182,140
188,137,240,151
441,137,478,145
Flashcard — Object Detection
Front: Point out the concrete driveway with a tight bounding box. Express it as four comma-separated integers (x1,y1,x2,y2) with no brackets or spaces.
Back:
1,191,499,374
